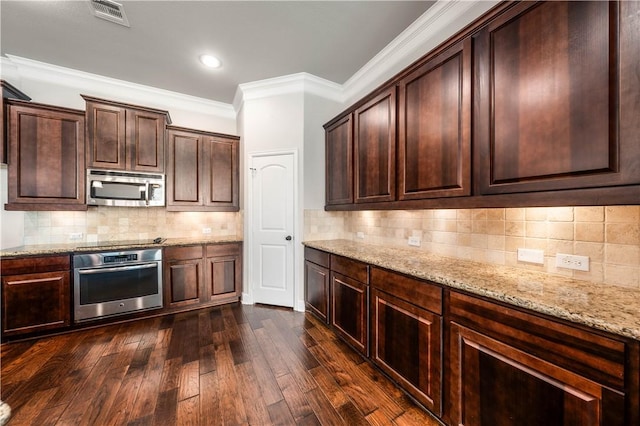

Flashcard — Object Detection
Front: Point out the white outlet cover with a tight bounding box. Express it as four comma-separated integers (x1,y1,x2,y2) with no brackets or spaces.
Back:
356,232,365,239
555,253,590,271
202,227,212,234
408,236,421,247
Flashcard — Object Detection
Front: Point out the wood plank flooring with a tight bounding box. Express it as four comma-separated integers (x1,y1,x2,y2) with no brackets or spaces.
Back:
0,303,443,425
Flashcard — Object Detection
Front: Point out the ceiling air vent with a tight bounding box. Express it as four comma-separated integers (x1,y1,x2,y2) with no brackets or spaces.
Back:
89,0,130,27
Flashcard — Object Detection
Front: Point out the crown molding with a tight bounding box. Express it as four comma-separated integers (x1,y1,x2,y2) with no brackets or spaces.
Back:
233,72,343,112
2,54,236,119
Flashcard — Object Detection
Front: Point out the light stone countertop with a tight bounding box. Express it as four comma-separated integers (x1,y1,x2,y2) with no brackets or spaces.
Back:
0,237,243,258
304,239,640,341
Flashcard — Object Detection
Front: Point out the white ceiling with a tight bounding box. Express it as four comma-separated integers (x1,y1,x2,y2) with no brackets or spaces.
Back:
1,1,435,104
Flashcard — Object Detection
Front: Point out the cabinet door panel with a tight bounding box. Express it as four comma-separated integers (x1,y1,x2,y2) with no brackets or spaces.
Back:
475,1,639,194
87,103,126,170
398,39,471,200
204,136,239,210
2,271,70,336
331,272,368,355
325,114,353,205
128,110,164,172
167,130,202,206
304,260,330,324
206,243,242,303
165,259,202,307
449,322,625,426
371,289,441,414
354,88,396,203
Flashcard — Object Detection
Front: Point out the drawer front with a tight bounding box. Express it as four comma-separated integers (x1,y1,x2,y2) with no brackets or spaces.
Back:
206,242,241,257
370,267,442,315
164,245,203,261
330,254,368,283
304,247,330,268
1,255,71,275
449,291,626,391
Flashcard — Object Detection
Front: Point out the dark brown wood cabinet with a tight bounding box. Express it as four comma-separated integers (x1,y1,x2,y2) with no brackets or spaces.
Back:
370,267,442,415
5,100,86,211
398,38,471,200
447,291,634,426
83,95,170,173
1,255,71,337
325,113,353,206
304,247,330,324
474,1,640,195
354,87,396,203
166,126,239,212
163,243,242,312
1,80,31,164
330,254,369,356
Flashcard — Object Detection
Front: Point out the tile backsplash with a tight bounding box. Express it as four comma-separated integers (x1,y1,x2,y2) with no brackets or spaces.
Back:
23,207,243,244
304,206,640,289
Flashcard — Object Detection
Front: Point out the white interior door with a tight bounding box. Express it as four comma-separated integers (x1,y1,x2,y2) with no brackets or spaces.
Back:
250,153,295,307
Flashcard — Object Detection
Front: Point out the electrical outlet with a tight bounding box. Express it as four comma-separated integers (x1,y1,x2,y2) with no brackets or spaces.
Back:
408,236,421,247
556,253,589,271
356,232,365,239
202,227,212,234
69,232,83,241
517,248,544,264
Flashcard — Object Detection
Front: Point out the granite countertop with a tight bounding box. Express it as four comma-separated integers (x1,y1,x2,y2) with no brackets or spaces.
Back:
0,237,243,258
304,239,640,341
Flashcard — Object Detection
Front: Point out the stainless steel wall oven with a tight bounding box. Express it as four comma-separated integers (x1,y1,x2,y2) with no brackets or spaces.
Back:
73,248,163,322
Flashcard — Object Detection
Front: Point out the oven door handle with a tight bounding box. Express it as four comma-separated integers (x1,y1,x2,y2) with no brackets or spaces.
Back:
77,263,158,275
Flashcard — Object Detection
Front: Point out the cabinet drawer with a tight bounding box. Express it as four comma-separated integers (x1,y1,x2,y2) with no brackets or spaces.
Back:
370,267,442,315
0,255,70,275
449,291,626,391
164,245,203,261
206,242,241,257
330,254,368,283
304,247,330,268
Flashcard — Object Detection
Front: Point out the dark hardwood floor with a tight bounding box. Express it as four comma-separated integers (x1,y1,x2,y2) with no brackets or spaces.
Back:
0,304,443,425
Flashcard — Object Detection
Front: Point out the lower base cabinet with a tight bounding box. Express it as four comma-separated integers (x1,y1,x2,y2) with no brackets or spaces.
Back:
164,242,242,312
304,247,330,324
370,267,443,416
1,255,71,337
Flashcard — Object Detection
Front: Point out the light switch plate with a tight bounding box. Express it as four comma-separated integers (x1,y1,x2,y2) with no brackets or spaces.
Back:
517,248,544,264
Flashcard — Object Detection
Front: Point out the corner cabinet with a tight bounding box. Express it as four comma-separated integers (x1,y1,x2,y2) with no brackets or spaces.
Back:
370,267,443,416
1,255,71,337
83,95,170,173
398,38,471,200
474,1,640,195
166,126,239,212
5,100,86,211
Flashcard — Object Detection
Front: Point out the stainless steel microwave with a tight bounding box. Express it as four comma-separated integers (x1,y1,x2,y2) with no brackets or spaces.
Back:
86,169,165,207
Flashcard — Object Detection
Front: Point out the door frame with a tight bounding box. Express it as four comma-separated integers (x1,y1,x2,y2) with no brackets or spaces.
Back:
244,149,302,310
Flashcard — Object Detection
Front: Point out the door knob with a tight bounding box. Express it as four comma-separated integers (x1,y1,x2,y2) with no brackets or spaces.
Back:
285,235,292,241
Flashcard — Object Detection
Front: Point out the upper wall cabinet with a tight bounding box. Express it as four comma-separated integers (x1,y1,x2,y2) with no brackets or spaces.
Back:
354,87,396,203
83,95,171,173
5,100,86,211
474,1,640,195
166,126,239,212
1,80,31,164
398,38,471,200
325,113,353,206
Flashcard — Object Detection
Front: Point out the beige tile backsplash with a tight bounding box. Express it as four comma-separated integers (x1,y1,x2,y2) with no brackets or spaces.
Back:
23,207,243,245
304,206,640,288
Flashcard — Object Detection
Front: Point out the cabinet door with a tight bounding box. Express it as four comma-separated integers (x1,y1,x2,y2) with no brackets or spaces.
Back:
398,39,471,200
205,243,242,304
325,113,353,205
371,289,441,415
2,271,70,336
474,1,640,194
164,258,203,308
203,136,239,211
7,102,86,210
304,260,330,324
86,101,127,170
2,80,31,164
331,272,368,356
354,87,396,203
127,109,165,172
166,128,203,209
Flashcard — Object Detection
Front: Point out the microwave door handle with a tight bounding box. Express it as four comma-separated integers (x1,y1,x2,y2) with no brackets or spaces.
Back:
145,182,150,206
78,263,158,275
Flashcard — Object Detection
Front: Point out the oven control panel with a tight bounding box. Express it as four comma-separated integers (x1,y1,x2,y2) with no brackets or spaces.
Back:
103,254,138,263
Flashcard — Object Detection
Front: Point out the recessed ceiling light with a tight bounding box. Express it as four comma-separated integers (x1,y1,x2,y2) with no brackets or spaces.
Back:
200,54,222,69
